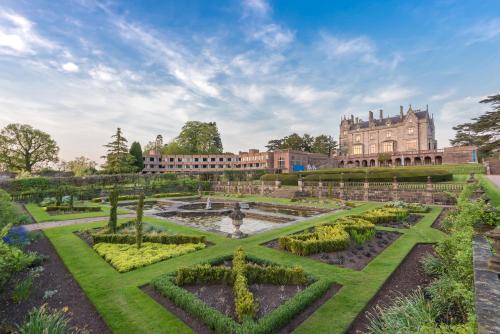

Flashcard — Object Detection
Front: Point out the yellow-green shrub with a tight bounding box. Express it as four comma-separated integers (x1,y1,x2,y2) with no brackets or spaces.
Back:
233,247,257,321
358,207,409,224
93,242,205,272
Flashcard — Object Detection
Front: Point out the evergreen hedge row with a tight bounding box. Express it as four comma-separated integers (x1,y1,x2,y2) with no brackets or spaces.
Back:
91,232,206,245
44,205,102,212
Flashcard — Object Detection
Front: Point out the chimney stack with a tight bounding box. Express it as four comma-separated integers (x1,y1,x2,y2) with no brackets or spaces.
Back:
379,109,383,120
400,105,404,119
351,114,354,123
369,110,374,122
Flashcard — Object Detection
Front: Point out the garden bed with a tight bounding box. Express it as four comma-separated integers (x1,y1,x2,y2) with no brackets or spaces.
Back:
347,243,435,333
431,207,451,232
148,249,337,333
376,213,423,229
0,235,110,333
266,230,401,270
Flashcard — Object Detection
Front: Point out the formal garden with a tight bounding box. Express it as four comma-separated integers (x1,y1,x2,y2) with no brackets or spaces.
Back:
0,168,499,333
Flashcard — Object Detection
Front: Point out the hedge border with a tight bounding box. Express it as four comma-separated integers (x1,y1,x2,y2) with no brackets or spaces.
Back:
150,253,333,334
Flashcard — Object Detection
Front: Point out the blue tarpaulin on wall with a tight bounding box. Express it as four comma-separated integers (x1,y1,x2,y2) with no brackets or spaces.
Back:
292,164,305,172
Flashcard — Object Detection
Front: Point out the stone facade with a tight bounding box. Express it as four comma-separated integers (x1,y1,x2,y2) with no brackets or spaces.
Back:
334,105,478,167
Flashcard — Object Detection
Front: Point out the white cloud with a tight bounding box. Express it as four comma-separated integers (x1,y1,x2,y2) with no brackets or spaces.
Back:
465,17,500,44
89,64,117,82
361,85,418,104
0,10,55,55
62,62,79,72
279,85,338,104
320,34,375,57
251,24,294,49
430,89,456,101
438,96,486,123
242,0,271,17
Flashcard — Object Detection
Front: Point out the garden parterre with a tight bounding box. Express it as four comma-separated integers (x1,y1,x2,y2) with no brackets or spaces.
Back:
40,198,446,333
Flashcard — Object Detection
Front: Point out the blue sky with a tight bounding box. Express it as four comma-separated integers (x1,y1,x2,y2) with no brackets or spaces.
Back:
0,0,499,163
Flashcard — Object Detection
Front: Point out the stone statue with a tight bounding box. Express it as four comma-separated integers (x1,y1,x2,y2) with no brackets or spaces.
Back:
229,202,245,238
206,196,212,210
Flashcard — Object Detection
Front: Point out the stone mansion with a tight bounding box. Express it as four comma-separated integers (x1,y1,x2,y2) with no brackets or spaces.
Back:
333,105,477,167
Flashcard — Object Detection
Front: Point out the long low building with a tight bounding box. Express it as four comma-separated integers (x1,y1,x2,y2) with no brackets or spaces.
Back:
142,148,335,174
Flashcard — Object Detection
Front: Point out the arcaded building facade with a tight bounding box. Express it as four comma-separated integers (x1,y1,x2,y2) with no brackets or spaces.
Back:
335,105,477,167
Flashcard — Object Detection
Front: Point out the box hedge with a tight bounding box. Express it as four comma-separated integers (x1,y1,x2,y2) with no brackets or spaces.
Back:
91,232,206,245
44,205,102,212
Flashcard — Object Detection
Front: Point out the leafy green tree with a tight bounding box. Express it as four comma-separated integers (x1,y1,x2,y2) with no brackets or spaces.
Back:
129,142,144,171
135,194,145,249
265,139,284,151
101,128,136,174
312,135,337,155
265,133,337,154
450,94,500,159
108,188,119,233
61,156,97,176
173,121,223,154
0,123,59,172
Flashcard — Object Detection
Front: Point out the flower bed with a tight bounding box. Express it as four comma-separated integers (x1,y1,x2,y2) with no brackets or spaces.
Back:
384,201,430,213
93,242,206,273
150,248,334,333
356,207,409,225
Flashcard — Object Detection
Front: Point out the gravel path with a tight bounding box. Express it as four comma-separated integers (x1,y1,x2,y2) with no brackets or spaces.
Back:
487,175,500,188
23,214,135,231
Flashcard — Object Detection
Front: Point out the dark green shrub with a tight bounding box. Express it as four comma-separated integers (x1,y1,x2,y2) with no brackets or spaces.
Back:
108,188,119,233
44,206,101,212
260,174,299,186
135,194,144,249
91,232,206,245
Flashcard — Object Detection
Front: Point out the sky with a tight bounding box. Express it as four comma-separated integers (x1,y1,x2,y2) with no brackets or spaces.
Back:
0,0,499,164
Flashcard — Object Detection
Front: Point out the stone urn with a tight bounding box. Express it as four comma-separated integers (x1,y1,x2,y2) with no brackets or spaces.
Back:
229,202,245,238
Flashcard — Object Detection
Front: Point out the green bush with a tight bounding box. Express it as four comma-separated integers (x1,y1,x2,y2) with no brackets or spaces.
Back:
384,201,430,213
260,174,299,186
0,225,39,290
233,247,257,321
176,264,233,285
44,205,102,212
245,264,308,285
91,232,205,245
18,305,72,334
151,192,196,198
356,207,409,224
278,216,375,256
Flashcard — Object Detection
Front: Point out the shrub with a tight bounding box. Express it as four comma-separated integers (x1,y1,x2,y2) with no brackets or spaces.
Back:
233,247,257,321
91,232,205,245
176,264,233,285
18,304,71,334
356,207,409,224
0,225,39,290
384,201,430,213
245,264,308,285
93,242,206,272
135,194,145,249
278,216,374,256
151,192,196,198
260,174,299,186
108,188,119,233
44,205,102,212
367,290,436,334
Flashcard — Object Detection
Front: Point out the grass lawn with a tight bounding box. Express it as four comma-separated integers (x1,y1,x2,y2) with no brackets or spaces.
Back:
43,199,445,333
478,174,500,208
210,192,346,209
24,202,129,223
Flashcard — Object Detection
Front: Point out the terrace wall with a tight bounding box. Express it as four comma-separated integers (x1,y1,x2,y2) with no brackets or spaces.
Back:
210,178,464,205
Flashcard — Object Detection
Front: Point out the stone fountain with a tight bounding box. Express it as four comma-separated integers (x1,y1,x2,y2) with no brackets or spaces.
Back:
229,202,246,238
